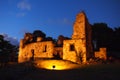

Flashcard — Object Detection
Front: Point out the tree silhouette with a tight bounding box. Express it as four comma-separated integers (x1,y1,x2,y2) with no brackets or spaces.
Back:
92,23,114,50
33,30,46,41
92,23,120,58
45,37,53,41
112,27,120,51
56,35,70,47
0,35,17,63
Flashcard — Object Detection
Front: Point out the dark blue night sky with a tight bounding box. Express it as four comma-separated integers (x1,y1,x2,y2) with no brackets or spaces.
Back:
0,0,120,42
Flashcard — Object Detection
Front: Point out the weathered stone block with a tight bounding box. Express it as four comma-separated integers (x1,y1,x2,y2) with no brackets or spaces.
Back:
71,11,93,62
95,48,107,60
63,40,86,63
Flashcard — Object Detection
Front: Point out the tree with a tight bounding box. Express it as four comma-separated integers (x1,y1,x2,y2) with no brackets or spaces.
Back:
56,35,70,47
32,30,46,41
0,35,17,63
92,23,114,50
45,36,53,41
112,27,120,51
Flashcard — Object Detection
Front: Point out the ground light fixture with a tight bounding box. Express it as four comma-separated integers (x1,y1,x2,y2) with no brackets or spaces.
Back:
34,60,80,70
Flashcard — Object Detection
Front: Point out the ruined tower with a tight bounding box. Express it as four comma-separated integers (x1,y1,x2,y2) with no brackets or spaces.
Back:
72,11,93,59
63,12,93,63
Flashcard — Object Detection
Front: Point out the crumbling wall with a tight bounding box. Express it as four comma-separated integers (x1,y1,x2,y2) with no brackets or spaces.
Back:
63,40,86,63
18,40,54,63
71,12,93,62
54,47,63,59
95,48,107,60
85,14,94,59
72,12,86,39
18,11,96,64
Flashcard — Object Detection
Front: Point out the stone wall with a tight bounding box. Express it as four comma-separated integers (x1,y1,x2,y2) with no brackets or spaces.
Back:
85,13,94,59
18,40,54,63
95,48,107,60
18,11,97,64
72,12,86,39
63,40,86,63
71,12,93,62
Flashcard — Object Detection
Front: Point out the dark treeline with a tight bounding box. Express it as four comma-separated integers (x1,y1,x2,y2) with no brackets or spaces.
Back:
0,35,18,63
92,23,120,58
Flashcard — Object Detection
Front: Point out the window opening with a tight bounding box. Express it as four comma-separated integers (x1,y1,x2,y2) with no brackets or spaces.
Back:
43,45,47,52
70,44,75,51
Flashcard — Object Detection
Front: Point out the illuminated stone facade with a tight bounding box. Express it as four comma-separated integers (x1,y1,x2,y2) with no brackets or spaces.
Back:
18,40,54,63
63,12,93,63
63,40,86,63
95,48,107,60
18,11,106,63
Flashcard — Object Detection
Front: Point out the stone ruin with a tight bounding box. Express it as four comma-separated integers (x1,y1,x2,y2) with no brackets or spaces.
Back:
18,11,107,63
95,48,107,60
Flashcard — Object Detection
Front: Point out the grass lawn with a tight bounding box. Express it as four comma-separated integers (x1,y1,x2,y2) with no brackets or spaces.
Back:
0,62,120,80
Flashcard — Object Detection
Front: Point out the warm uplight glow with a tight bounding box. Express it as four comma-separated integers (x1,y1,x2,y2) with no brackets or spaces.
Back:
34,60,80,70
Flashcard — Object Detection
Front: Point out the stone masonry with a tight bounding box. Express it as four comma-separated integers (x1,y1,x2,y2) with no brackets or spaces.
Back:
18,40,54,63
95,48,107,60
63,40,86,63
63,12,93,63
18,11,106,63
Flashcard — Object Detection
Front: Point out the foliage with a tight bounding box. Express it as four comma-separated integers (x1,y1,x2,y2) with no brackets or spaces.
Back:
0,35,17,63
33,30,46,41
92,23,120,58
92,23,114,50
56,35,70,47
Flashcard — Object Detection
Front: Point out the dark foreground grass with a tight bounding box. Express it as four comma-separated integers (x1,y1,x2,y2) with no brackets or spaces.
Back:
0,63,120,80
